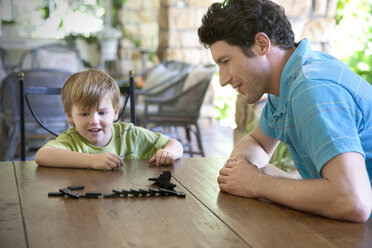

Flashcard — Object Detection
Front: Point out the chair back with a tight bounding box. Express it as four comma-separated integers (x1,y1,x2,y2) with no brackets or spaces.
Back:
1,69,71,125
117,71,136,125
143,64,217,157
0,69,71,161
139,60,193,93
157,65,217,116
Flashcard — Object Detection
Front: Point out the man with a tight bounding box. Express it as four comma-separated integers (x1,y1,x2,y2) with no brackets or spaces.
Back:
198,0,372,222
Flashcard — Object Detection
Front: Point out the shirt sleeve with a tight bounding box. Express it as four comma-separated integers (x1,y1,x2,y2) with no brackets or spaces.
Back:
125,126,169,159
291,80,364,173
42,128,86,152
43,132,74,151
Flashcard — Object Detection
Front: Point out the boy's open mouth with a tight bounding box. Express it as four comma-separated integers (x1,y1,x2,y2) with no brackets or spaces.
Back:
88,128,102,135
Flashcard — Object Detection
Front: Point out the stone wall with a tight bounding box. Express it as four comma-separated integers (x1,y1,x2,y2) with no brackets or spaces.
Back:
118,0,214,72
276,0,337,52
117,0,160,75
157,0,213,64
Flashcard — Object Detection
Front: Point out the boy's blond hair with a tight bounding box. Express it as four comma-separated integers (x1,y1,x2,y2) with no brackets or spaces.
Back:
61,69,120,114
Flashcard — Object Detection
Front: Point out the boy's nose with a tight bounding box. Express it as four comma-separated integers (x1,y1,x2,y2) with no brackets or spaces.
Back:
89,113,99,124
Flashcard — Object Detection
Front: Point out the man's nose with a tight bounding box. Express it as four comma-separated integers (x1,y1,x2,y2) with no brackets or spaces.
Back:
219,69,231,87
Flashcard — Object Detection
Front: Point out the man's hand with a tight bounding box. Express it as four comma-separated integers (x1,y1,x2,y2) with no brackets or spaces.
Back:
148,149,175,166
91,152,124,170
217,155,263,198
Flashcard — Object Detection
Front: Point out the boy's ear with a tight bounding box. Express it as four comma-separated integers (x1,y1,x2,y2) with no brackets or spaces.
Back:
113,108,120,121
66,112,75,127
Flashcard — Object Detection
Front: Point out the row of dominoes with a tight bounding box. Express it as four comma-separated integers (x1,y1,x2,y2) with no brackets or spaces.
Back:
48,186,185,199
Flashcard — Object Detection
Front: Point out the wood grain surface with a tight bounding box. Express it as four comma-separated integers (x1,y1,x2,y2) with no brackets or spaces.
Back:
11,160,249,248
170,158,372,248
0,161,27,248
3,158,371,248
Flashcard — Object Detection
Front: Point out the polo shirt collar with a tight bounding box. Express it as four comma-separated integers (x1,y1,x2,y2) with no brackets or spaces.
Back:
275,39,313,116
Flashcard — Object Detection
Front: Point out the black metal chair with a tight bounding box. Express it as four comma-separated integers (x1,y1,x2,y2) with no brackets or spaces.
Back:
18,71,136,161
125,60,193,125
143,64,217,157
0,69,72,161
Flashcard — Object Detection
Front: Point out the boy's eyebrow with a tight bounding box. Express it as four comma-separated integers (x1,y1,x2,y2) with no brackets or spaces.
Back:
97,107,110,111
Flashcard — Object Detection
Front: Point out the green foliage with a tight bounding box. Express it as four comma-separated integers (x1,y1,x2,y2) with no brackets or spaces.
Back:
64,33,99,45
335,0,347,25
269,142,293,173
1,20,16,25
336,0,372,84
345,46,372,84
111,0,128,27
38,6,50,19
215,98,232,121
121,28,141,48
213,72,237,126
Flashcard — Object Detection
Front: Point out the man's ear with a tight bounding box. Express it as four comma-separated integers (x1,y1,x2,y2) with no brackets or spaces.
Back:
253,32,271,55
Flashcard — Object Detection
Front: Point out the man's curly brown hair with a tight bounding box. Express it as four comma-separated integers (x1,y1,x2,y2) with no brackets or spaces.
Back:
198,0,296,57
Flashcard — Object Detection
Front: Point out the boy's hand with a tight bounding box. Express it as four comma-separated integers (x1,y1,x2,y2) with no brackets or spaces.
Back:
91,152,124,170
148,149,175,166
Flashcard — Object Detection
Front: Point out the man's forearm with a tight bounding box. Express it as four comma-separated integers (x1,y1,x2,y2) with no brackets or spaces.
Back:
255,173,371,222
231,133,272,168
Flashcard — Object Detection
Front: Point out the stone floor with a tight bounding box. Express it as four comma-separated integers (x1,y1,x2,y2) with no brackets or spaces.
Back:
183,120,234,158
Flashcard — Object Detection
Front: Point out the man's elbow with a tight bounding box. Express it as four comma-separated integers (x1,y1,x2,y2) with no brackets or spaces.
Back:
348,199,371,223
337,194,372,223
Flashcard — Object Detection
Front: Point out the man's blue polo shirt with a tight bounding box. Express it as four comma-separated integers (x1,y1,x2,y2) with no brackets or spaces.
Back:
259,39,372,185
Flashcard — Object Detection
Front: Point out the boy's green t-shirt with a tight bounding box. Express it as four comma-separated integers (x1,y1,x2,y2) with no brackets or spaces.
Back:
44,122,169,159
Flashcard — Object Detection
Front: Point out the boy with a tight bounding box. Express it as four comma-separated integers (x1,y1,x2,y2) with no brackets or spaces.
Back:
35,69,183,170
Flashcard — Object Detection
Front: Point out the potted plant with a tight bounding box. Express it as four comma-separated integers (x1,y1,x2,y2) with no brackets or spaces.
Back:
96,26,122,61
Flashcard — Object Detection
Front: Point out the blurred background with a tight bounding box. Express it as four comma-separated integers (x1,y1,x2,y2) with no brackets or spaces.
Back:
0,0,371,166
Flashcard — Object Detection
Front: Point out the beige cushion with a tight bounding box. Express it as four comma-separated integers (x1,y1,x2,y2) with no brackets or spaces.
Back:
182,66,214,91
144,64,178,90
36,49,79,73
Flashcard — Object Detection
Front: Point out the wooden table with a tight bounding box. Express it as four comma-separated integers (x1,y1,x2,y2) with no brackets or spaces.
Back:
1,158,371,248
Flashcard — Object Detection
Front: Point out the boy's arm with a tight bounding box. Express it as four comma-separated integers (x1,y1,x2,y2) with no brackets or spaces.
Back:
148,138,183,166
163,138,183,159
35,146,123,170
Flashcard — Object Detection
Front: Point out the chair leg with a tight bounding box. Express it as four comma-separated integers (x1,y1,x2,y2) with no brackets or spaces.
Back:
195,122,205,157
174,126,185,145
3,124,20,161
185,126,193,157
1,120,8,160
